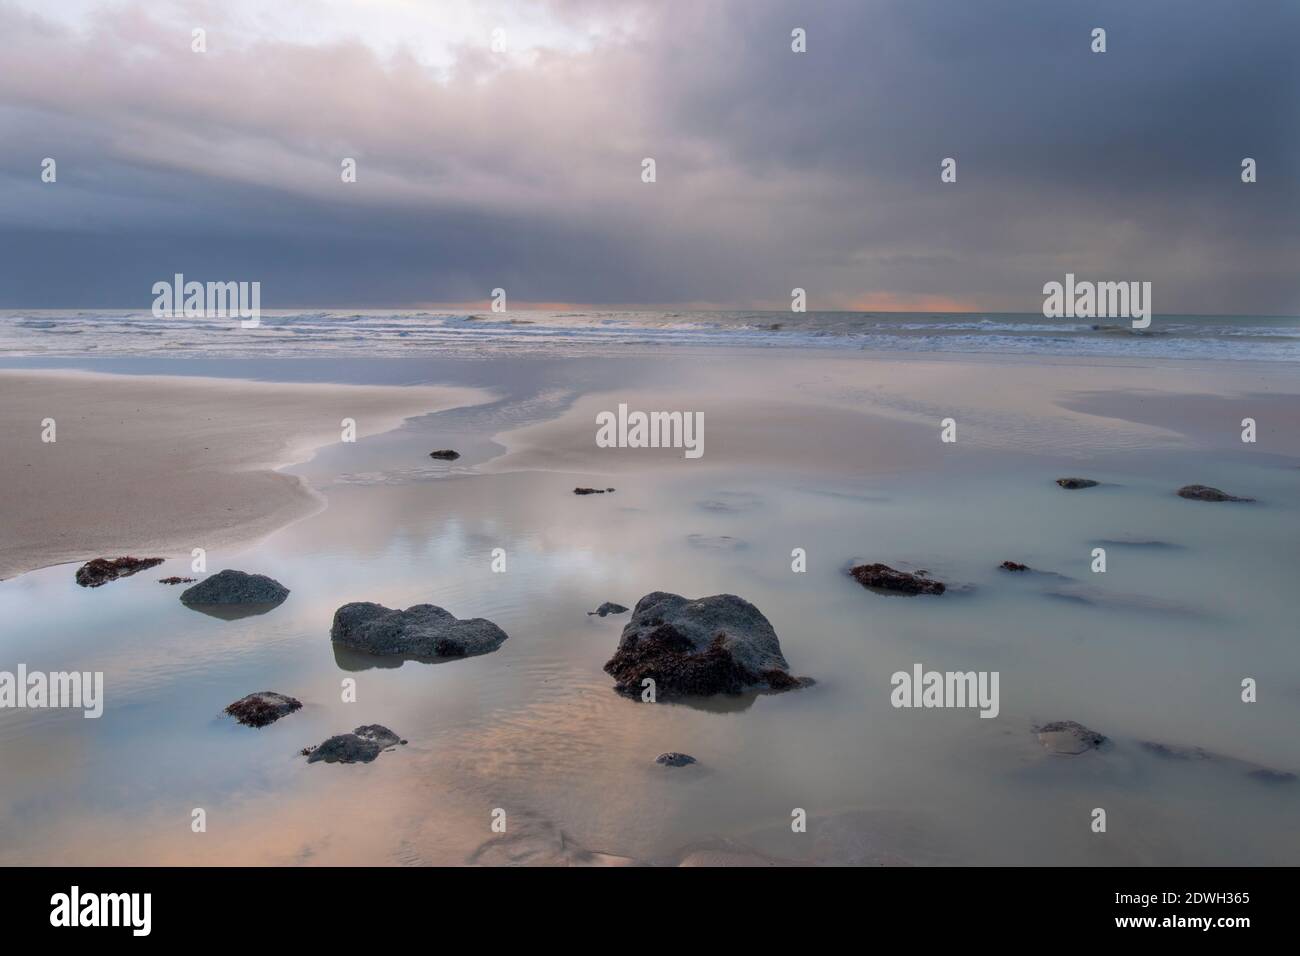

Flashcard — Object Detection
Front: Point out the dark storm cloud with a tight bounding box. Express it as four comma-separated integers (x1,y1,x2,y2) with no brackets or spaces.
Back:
0,0,1295,312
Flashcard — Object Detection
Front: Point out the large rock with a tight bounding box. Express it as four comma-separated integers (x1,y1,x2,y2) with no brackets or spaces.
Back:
224,691,302,728
75,556,164,588
304,725,405,764
180,570,289,608
331,602,508,658
1176,484,1254,502
849,563,945,595
603,592,807,698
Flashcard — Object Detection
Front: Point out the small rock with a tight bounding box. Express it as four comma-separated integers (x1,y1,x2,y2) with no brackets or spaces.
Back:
656,752,697,767
574,487,614,495
1035,720,1107,755
1176,484,1254,502
180,570,290,608
1247,768,1296,784
75,556,164,588
224,691,302,728
158,576,196,585
429,449,460,460
849,563,945,595
588,602,629,617
305,724,405,764
1056,478,1099,490
999,561,1030,572
331,602,508,658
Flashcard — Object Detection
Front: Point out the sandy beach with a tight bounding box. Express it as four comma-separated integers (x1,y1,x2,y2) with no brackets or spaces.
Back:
2,345,1298,866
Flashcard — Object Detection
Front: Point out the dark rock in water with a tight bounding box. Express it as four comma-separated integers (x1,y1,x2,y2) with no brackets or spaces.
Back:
305,725,405,764
224,691,302,728
588,602,629,617
999,561,1030,572
1140,741,1213,760
179,570,289,611
849,563,945,595
331,602,508,658
656,752,697,767
1035,721,1107,755
1141,740,1294,784
75,556,164,588
1056,478,1099,489
1247,768,1297,784
574,487,614,495
429,449,460,460
1176,484,1254,502
604,592,808,698
158,576,196,585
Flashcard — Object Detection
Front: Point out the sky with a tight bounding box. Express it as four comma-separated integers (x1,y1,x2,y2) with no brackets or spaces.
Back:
0,0,1296,313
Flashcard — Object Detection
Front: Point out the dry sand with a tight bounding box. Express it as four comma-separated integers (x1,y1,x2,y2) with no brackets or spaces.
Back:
0,370,493,579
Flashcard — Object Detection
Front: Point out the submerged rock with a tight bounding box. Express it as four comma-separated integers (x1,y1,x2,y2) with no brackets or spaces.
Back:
304,724,405,764
656,752,697,768
428,449,460,460
849,563,945,595
1035,720,1107,755
179,570,289,609
1176,484,1254,502
574,487,615,495
999,561,1030,572
588,602,629,617
75,556,164,588
604,592,808,698
1056,478,1099,490
331,602,508,658
224,691,302,728
158,576,195,585
1141,740,1295,784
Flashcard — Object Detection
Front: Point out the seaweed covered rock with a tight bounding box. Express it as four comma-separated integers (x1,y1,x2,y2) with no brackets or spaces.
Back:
75,556,164,588
1176,484,1254,502
849,563,945,595
331,602,508,659
603,592,807,699
304,725,405,764
999,561,1030,572
224,691,302,728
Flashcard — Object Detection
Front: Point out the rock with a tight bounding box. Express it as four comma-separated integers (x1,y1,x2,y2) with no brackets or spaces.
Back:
1176,484,1254,502
224,691,302,728
849,563,945,595
158,576,195,585
1056,478,1099,489
428,449,460,460
304,725,405,764
603,591,808,698
656,752,697,767
1247,768,1297,784
331,602,508,658
574,487,614,495
1141,740,1295,784
75,556,164,588
999,561,1029,572
1035,720,1107,755
588,602,629,617
179,570,289,609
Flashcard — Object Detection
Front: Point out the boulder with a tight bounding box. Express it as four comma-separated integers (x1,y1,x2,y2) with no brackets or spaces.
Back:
1176,484,1254,502
849,563,945,595
224,691,302,728
179,570,289,608
603,592,808,698
1056,478,1099,490
75,556,164,588
331,602,508,658
304,725,406,764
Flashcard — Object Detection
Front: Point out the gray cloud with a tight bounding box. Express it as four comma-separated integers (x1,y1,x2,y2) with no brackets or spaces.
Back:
0,0,1296,313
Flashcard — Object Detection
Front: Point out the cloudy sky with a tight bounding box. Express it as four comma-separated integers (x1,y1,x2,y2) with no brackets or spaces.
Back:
1,0,1296,313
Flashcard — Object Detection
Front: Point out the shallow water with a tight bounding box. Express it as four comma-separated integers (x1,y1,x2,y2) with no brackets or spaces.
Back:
1,353,1297,865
